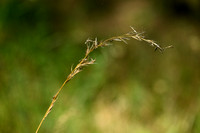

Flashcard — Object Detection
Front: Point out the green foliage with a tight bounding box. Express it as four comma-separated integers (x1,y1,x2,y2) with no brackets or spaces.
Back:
0,0,200,133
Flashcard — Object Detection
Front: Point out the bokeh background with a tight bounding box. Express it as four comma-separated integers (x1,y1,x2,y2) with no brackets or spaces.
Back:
0,0,200,133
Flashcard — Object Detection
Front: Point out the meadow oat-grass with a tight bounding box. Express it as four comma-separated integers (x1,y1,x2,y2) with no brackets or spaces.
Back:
35,27,172,133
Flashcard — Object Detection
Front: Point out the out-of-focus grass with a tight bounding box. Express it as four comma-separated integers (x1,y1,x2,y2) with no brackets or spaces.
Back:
0,0,200,133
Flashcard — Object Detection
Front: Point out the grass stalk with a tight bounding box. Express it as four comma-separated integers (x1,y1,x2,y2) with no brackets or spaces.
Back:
35,27,172,133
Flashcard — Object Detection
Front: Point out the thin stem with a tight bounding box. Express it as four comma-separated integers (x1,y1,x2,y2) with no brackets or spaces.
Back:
35,27,172,133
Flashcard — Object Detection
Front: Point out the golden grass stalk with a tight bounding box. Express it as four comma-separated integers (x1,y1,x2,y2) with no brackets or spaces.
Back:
35,27,172,133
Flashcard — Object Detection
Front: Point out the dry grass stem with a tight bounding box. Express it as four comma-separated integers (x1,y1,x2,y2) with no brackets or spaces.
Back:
35,27,172,133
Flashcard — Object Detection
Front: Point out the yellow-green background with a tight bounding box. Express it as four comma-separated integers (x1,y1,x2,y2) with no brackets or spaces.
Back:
0,0,200,133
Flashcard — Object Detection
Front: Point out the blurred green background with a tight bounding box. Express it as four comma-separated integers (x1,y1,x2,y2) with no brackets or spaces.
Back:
0,0,200,133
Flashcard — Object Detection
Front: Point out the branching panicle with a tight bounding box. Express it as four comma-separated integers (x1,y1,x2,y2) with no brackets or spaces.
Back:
35,27,172,133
